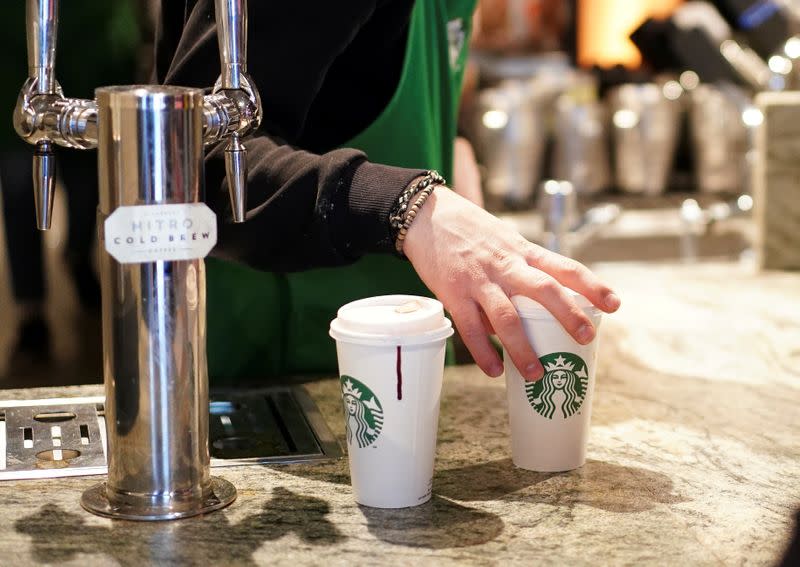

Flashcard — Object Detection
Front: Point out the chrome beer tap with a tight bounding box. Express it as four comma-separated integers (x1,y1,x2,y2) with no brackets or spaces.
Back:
14,0,262,520
14,0,261,226
13,0,97,229
205,0,262,222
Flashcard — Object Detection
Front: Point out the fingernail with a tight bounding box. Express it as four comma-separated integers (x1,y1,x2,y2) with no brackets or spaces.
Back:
526,363,543,381
604,292,621,311
577,324,595,345
489,362,504,377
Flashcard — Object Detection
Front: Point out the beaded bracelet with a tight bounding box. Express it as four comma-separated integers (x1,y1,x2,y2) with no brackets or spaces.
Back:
389,170,446,257
394,184,437,256
389,170,445,233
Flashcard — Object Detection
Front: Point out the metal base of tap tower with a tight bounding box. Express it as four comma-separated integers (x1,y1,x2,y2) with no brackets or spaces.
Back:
81,476,236,521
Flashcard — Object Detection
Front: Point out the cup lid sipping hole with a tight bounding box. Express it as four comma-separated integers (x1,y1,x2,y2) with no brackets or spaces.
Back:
329,295,453,345
512,290,601,319
395,300,423,314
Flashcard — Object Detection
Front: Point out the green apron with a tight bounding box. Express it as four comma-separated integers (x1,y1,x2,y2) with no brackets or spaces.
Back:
207,0,476,383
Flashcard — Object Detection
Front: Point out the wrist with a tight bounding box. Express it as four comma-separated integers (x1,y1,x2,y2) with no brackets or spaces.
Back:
402,185,446,262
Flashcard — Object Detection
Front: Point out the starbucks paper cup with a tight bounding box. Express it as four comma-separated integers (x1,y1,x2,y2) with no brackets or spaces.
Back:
505,293,603,472
329,295,453,508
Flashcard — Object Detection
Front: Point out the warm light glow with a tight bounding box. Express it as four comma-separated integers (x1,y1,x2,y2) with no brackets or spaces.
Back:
579,0,684,69
679,70,700,90
785,37,800,59
768,55,792,75
680,199,703,222
662,80,683,100
482,109,508,130
742,107,764,127
613,109,640,129
737,195,754,212
543,179,561,195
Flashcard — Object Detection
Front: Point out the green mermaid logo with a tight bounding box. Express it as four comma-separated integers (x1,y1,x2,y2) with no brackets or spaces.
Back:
340,376,384,448
525,353,589,419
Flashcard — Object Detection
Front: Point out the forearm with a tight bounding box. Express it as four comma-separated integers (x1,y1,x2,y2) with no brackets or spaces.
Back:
156,0,424,272
452,136,484,207
205,134,424,272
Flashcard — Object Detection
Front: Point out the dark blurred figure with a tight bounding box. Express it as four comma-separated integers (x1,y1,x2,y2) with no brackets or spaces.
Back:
780,509,800,567
0,1,141,372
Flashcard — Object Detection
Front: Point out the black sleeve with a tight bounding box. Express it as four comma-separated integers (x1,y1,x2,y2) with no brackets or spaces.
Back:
203,138,422,271
155,0,423,272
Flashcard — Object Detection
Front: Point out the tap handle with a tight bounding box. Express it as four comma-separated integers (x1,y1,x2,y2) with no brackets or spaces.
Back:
33,141,56,230
27,0,58,94
215,0,247,90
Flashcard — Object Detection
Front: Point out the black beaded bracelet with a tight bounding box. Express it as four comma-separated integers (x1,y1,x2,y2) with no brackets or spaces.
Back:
395,185,436,255
388,170,446,233
389,170,446,257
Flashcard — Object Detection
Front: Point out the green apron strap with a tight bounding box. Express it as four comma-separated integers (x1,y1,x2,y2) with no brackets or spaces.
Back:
206,257,288,380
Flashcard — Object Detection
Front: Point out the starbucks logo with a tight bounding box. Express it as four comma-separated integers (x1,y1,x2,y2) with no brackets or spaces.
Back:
525,353,589,420
340,376,384,448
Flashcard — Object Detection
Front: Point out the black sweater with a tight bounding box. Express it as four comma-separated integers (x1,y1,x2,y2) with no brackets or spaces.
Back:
155,0,425,272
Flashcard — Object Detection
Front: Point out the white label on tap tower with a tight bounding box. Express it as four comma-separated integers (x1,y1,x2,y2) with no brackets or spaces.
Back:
104,203,217,264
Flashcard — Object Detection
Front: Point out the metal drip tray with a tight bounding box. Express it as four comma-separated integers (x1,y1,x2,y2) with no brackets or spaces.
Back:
0,386,342,480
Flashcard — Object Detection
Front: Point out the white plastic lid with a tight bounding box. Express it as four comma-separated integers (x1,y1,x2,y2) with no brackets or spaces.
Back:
329,295,453,346
511,290,601,319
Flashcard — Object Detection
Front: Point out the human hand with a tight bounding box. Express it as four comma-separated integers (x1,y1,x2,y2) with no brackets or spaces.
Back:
452,137,484,208
403,186,620,381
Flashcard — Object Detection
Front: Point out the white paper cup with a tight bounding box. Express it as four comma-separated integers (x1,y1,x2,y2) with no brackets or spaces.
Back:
505,293,603,472
329,295,453,508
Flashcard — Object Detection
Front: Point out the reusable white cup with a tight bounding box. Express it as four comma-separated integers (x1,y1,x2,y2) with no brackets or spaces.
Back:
329,295,453,508
505,293,603,472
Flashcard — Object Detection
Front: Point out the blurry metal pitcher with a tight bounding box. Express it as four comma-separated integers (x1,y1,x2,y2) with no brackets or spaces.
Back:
471,80,548,208
609,83,681,195
688,84,749,194
552,80,611,196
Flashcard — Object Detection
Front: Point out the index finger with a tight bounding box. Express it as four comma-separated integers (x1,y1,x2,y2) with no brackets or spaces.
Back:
526,246,621,313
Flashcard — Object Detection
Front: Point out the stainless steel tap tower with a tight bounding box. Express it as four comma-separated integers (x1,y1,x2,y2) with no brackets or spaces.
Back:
14,0,262,520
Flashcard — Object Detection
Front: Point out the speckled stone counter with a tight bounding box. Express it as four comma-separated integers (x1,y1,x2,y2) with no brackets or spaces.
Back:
2,262,799,566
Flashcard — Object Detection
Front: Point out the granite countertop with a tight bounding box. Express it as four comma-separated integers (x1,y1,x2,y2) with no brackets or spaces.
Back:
1,262,799,566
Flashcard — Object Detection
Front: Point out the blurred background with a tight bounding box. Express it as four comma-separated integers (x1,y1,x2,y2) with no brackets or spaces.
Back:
1,0,798,387
0,0,156,388
462,0,797,266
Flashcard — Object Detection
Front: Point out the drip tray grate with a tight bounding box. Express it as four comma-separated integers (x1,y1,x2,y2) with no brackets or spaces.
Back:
0,386,342,480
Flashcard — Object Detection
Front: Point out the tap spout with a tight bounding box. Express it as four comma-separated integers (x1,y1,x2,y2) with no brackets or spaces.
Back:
210,0,262,223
